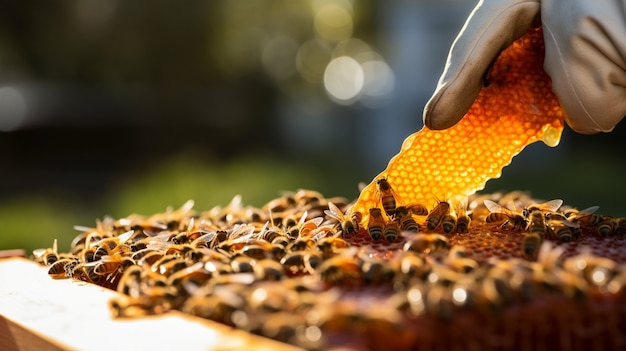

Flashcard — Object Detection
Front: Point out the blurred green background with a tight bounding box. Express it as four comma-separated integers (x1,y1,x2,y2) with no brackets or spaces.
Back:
1,0,625,255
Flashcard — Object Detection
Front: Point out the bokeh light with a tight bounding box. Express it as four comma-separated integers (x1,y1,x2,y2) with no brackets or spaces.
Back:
360,59,395,107
323,56,363,104
313,2,353,42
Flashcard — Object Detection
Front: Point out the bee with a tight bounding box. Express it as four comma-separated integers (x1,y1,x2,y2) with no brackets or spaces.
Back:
376,177,400,217
92,230,134,261
425,200,451,231
280,251,307,276
455,202,471,233
350,210,363,232
230,256,256,274
565,206,601,236
47,258,77,279
324,202,357,237
408,203,429,216
394,206,419,233
443,245,478,273
252,259,285,281
316,236,350,257
33,239,59,266
367,208,385,241
294,189,325,207
546,221,575,242
303,251,323,275
71,261,107,285
93,255,136,278
170,229,204,245
317,253,362,286
440,209,457,234
614,217,626,235
403,233,449,255
596,216,616,237
484,199,527,230
522,199,564,218
360,257,396,285
383,221,400,243
117,264,143,297
526,210,547,238
522,210,546,258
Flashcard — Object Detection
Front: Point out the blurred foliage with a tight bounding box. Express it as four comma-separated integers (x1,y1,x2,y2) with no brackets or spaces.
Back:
1,152,364,254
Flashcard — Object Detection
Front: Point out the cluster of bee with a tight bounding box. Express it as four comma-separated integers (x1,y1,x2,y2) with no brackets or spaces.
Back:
363,180,626,259
364,178,472,246
32,188,626,350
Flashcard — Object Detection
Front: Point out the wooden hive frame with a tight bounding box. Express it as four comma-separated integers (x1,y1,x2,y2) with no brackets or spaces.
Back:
0,257,302,351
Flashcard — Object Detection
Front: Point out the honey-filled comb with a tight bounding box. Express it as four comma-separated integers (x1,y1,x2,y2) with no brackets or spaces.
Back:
351,26,564,222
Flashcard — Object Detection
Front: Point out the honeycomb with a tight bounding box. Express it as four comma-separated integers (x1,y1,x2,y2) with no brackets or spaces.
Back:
351,26,564,219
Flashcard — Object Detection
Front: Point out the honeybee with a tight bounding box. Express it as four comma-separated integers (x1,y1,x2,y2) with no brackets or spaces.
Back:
394,206,419,233
565,206,601,235
351,211,363,234
596,216,616,237
455,202,471,233
280,251,307,276
383,221,400,243
522,199,564,218
402,233,449,255
526,210,547,237
316,236,350,257
614,217,626,235
324,202,357,237
484,199,527,230
360,257,396,285
92,230,134,261
117,264,143,297
252,259,285,281
294,189,325,207
317,253,362,286
47,258,77,279
440,209,457,234
367,208,385,241
546,221,574,242
522,210,546,258
376,177,400,217
33,239,59,266
425,200,451,231
93,255,136,279
409,203,429,216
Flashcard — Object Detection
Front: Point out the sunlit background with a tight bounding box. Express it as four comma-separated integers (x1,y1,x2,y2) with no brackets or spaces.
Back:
1,0,625,254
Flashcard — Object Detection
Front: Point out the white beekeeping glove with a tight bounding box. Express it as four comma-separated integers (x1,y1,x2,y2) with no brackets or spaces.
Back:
423,0,626,134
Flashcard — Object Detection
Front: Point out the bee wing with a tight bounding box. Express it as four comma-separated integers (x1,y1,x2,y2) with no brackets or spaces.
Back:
226,195,242,211
548,219,580,229
186,217,195,232
32,248,46,258
324,202,344,221
484,199,507,213
73,225,95,232
297,211,309,226
178,199,196,213
541,199,564,212
578,205,600,214
117,230,134,245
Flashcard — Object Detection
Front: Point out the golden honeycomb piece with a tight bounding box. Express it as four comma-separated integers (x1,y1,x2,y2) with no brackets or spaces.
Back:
351,27,564,221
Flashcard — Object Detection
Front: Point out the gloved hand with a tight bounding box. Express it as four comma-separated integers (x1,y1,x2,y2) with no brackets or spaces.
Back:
423,0,626,134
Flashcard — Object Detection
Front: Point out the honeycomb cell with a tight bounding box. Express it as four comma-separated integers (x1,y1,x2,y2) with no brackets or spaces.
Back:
351,27,564,221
